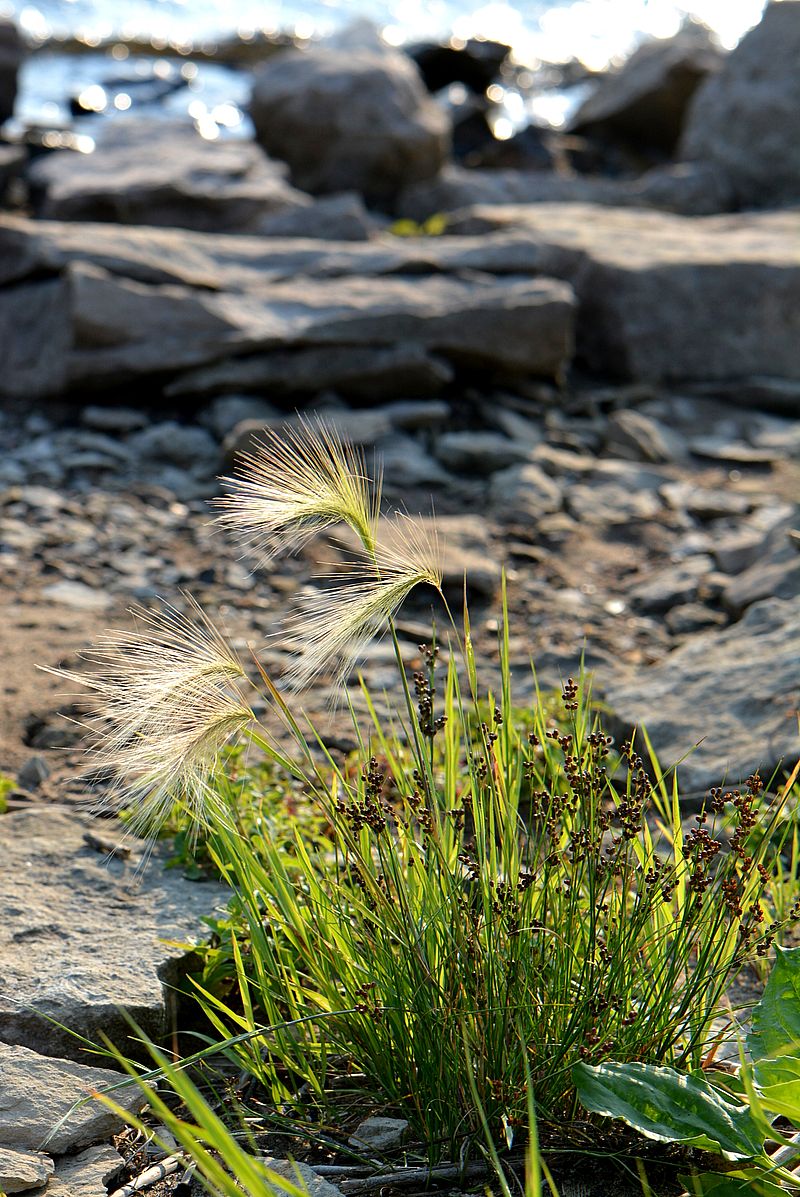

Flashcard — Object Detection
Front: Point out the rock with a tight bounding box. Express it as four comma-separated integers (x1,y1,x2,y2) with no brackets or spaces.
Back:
127,422,219,472
605,409,686,464
223,409,393,466
250,36,449,203
0,19,23,124
0,809,224,1058
0,1042,148,1154
378,434,451,488
566,481,663,525
660,481,752,521
606,596,800,794
199,396,280,440
408,39,509,94
434,515,501,598
434,431,530,475
261,1159,344,1197
712,530,770,575
489,462,562,521
569,26,722,154
420,203,800,383
722,536,800,616
16,756,49,791
628,557,711,614
30,121,310,233
0,144,26,202
40,581,113,612
79,406,147,433
680,1,800,208
665,602,727,635
0,277,71,400
256,192,379,241
0,1147,53,1193
348,1116,409,1153
398,161,734,220
46,1146,122,1197
0,224,575,398
383,399,450,431
168,344,455,403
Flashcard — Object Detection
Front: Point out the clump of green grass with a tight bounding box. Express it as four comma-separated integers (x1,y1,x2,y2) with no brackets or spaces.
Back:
49,421,797,1187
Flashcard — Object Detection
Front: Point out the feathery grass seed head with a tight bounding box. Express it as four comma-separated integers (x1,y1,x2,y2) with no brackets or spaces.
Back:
286,514,443,692
43,600,254,834
215,416,381,562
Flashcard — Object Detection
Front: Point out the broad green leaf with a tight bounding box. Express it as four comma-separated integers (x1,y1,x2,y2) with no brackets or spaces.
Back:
753,1054,800,1122
747,946,800,1064
574,1061,764,1161
680,1170,787,1196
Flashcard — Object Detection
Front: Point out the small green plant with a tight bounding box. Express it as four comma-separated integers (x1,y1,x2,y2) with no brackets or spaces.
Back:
49,418,797,1188
575,946,800,1193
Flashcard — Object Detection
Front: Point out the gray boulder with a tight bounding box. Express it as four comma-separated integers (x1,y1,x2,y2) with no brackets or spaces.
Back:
420,202,800,383
250,37,449,202
398,161,734,219
606,596,800,794
569,25,722,153
0,247,575,398
680,1,800,207
30,120,310,232
0,19,23,124
0,809,225,1058
0,1042,147,1153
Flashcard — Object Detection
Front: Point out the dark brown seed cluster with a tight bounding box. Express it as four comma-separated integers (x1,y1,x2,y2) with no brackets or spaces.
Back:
414,645,447,738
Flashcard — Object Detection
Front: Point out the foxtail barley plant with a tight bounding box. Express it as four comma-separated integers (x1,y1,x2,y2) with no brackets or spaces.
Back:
48,420,797,1184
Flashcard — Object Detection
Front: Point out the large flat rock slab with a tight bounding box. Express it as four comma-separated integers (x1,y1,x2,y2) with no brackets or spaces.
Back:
443,203,800,385
0,809,225,1059
605,597,800,795
0,1041,146,1154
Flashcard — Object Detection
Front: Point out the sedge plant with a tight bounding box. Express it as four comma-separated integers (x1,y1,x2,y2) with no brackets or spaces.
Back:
50,417,797,1176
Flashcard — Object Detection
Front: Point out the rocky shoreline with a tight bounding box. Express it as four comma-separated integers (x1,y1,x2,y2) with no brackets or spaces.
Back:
0,3,799,1193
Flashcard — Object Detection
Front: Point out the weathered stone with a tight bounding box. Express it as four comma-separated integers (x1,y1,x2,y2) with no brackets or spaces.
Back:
420,203,800,383
261,1159,343,1197
0,809,224,1058
605,409,686,464
680,1,800,208
628,557,711,614
569,26,722,153
0,216,551,291
0,19,23,123
199,396,280,440
398,161,734,219
250,36,449,202
0,1147,53,1193
434,431,530,475
40,581,113,612
722,538,800,616
16,755,49,791
378,434,451,488
0,1041,148,1154
127,422,219,471
30,121,309,233
665,602,727,635
79,406,148,433
168,344,455,402
606,597,800,793
660,480,752,520
0,226,573,398
489,462,562,520
348,1116,409,1153
0,144,26,201
46,1145,122,1197
257,192,379,241
0,277,71,400
566,481,663,525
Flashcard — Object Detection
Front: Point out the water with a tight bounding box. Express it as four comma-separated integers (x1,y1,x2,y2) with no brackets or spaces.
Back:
1,0,769,140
